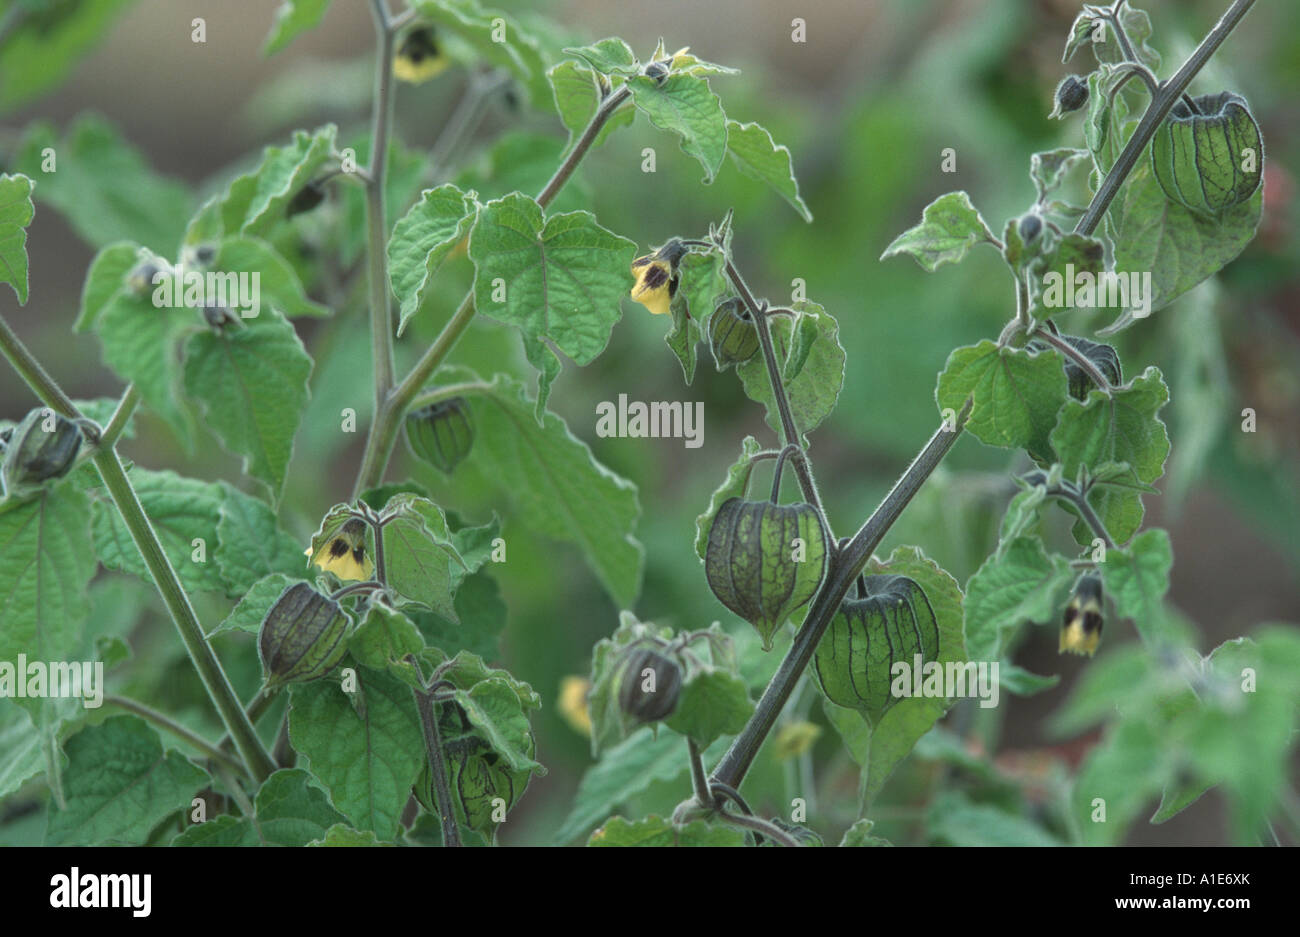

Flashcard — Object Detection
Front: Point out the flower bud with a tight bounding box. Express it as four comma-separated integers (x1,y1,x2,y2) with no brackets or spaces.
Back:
394,26,449,84
258,582,350,687
709,297,759,370
405,397,475,474
1059,572,1104,657
126,261,161,298
1018,212,1043,244
617,647,683,724
1,409,83,493
286,180,326,218
1029,333,1121,401
1051,75,1089,118
644,61,669,83
705,498,829,650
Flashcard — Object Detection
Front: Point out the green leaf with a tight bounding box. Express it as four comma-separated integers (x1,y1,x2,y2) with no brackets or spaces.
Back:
174,768,347,846
413,571,506,661
664,668,752,749
0,485,95,666
1030,148,1089,201
928,792,1065,846
264,0,334,56
310,824,389,846
93,267,196,443
1027,232,1106,321
1110,162,1262,322
13,116,193,253
963,536,1074,662
76,241,141,332
736,301,845,445
1050,367,1170,486
562,37,638,76
880,191,994,272
589,815,745,847
457,372,643,606
548,61,635,151
998,664,1060,697
213,483,307,593
288,667,424,841
627,74,728,183
469,193,635,379
1151,776,1214,825
379,493,464,618
665,247,726,383
211,573,301,635
451,678,543,773
348,602,425,687
0,0,133,113
1073,719,1172,845
694,435,762,561
91,468,228,593
45,716,209,846
554,727,726,843
213,237,331,318
840,818,893,847
724,120,812,222
220,125,338,238
0,173,35,304
181,308,313,501
1099,528,1173,647
387,184,477,335
0,703,46,799
935,339,1067,459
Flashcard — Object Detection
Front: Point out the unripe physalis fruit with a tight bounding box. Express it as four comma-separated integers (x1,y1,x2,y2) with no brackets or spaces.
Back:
405,397,475,474
705,498,829,650
644,60,669,83
285,179,326,218
1018,212,1043,244
1050,75,1089,118
305,517,374,582
1060,572,1104,657
629,238,688,316
1151,91,1262,217
617,647,683,724
394,26,449,84
126,260,161,297
709,297,759,370
812,574,940,723
1,408,82,492
257,582,351,688
1028,333,1121,400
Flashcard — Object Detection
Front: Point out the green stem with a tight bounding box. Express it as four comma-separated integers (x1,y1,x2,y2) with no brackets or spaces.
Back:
100,384,140,447
1033,328,1115,397
105,694,247,776
365,0,398,412
0,314,274,781
717,809,800,847
413,688,461,847
350,85,633,498
687,739,713,807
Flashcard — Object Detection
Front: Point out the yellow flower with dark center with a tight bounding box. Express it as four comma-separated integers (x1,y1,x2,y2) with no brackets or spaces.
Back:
629,239,688,316
394,26,449,84
1059,573,1103,657
558,675,593,736
304,517,374,582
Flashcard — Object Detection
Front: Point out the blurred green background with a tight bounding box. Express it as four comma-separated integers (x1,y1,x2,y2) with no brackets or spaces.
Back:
2,0,1297,845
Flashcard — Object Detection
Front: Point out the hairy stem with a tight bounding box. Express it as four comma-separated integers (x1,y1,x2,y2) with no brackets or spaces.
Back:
717,809,800,847
687,739,713,807
365,0,398,411
413,689,462,847
1034,328,1115,396
105,695,247,776
100,384,140,448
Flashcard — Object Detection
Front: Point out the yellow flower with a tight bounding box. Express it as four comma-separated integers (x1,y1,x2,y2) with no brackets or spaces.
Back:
304,517,374,582
558,675,593,736
629,239,688,316
394,26,449,84
1059,573,1103,657
772,721,822,760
